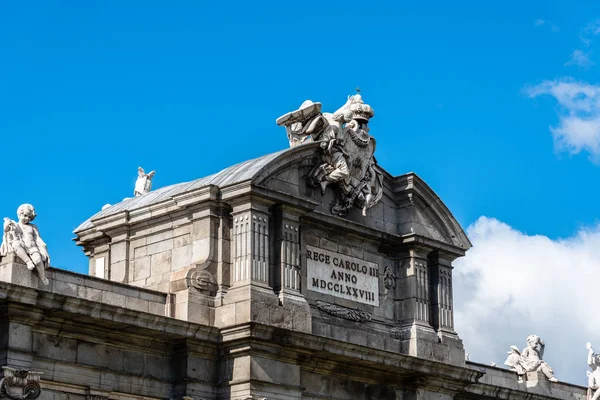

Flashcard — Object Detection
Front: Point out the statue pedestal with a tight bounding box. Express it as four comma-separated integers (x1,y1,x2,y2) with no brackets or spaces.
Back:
0,253,39,288
525,370,551,391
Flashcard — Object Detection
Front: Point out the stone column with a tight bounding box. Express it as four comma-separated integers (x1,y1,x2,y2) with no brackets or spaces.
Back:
428,252,464,365
396,248,431,327
429,252,455,332
272,205,301,295
231,203,270,286
216,199,280,328
394,247,464,365
393,247,441,360
271,205,311,333
215,206,232,305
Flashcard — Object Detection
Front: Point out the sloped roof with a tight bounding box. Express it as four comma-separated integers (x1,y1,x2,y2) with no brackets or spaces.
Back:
74,149,288,233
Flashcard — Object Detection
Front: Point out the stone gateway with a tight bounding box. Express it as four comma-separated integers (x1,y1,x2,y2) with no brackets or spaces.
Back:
0,93,586,400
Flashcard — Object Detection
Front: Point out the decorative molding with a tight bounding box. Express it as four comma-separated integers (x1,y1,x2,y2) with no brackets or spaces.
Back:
281,222,300,291
0,367,42,400
316,300,372,322
232,397,267,400
188,269,217,295
390,326,411,340
232,211,270,283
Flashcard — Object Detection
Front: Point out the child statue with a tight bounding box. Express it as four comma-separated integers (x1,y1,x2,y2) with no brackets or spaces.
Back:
520,334,558,382
0,204,50,285
504,335,558,383
587,343,600,400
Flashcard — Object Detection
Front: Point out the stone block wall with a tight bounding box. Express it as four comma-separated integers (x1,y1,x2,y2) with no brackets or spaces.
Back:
84,204,230,298
0,255,168,316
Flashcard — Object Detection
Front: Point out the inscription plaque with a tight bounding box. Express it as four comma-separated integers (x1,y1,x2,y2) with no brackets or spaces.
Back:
306,245,379,306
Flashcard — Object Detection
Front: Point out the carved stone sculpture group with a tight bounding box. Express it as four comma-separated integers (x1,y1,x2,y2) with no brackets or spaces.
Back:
504,335,558,383
276,93,383,217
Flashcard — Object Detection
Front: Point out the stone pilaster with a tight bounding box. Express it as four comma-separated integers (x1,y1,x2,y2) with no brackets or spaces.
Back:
393,247,464,365
395,248,432,327
216,199,280,328
393,247,440,362
231,203,270,286
215,206,232,305
271,205,311,333
105,227,130,284
429,253,455,333
170,203,224,324
272,205,301,295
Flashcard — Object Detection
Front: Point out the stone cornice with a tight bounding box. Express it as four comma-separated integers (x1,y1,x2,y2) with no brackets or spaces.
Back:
0,282,220,346
220,323,483,393
74,186,221,242
302,212,467,257
394,173,472,250
0,281,586,400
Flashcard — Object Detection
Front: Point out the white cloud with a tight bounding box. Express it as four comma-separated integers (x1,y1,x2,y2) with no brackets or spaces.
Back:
526,79,600,162
581,35,592,47
585,20,600,36
578,21,600,47
455,216,600,385
535,19,559,32
565,50,595,68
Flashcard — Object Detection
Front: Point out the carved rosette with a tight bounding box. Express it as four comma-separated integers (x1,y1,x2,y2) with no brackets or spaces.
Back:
0,367,42,400
188,269,217,295
316,300,372,322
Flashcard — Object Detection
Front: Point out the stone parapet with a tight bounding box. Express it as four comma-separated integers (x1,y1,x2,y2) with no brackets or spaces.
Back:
466,362,586,400
0,257,168,316
0,279,586,400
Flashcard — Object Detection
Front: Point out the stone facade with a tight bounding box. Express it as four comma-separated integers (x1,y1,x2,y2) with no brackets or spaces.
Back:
0,143,587,399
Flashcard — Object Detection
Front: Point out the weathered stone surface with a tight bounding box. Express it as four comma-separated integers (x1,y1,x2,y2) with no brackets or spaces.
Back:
8,114,580,400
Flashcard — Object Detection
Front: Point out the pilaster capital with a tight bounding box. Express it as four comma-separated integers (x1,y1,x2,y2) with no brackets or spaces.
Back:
0,366,43,400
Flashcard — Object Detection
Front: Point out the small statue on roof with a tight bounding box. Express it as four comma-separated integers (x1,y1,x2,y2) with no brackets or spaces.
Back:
0,204,50,285
505,335,558,383
587,342,600,400
134,167,155,196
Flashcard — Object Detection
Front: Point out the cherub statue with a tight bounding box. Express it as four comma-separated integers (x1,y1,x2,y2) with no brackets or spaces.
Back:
504,345,525,382
520,334,558,382
134,167,155,196
0,204,50,285
586,343,600,400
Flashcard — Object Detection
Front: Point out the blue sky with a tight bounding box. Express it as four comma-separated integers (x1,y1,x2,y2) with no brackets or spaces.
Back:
2,0,600,384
